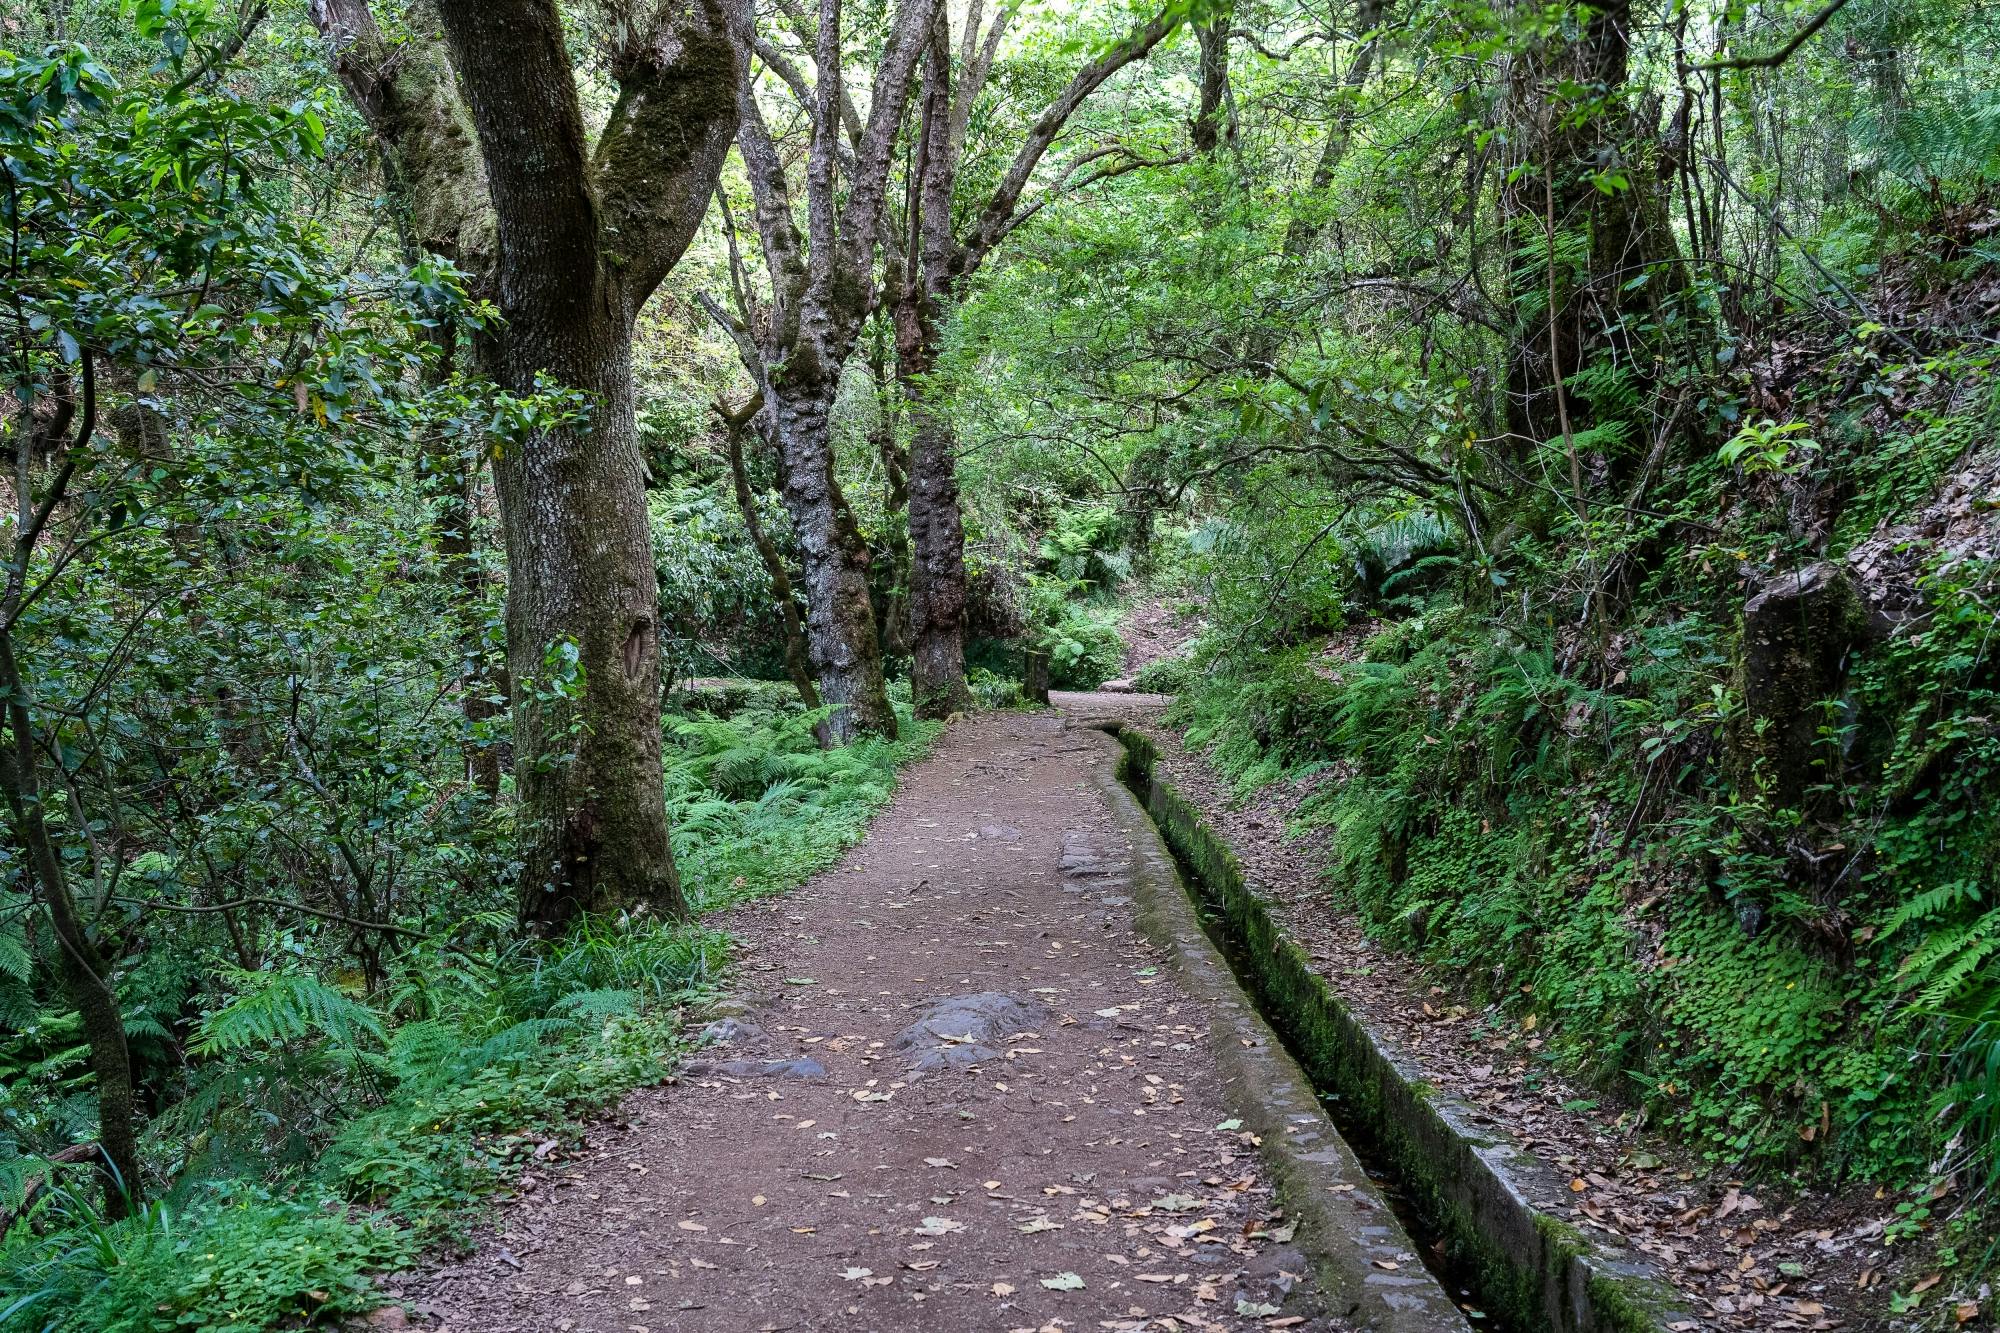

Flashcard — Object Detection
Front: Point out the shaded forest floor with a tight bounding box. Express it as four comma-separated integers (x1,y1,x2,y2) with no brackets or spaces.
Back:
390,705,1343,1333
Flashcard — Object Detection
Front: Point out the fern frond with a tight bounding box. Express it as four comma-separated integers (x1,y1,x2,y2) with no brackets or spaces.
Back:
194,972,385,1055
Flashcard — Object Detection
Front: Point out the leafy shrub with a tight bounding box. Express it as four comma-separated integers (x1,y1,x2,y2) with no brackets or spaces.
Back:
1043,603,1124,688
967,667,1025,709
0,699,931,1329
0,1184,406,1333
1132,654,1196,693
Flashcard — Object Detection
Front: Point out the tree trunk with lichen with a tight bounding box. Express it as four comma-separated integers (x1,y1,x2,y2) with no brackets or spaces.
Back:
483,306,683,929
720,396,829,743
728,0,941,742
867,325,912,659
893,291,974,719
766,370,899,742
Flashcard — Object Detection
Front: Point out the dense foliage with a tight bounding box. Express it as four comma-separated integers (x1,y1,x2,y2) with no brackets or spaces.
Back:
941,0,2000,1261
8,0,2000,1324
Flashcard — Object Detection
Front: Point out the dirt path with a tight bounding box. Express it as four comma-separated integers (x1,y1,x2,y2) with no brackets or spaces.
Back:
401,704,1368,1333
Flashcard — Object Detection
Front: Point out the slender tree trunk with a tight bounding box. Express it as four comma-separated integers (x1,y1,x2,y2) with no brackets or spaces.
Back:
1191,20,1233,155
720,397,830,742
0,629,140,1217
2,362,140,1217
867,323,911,658
894,296,973,718
489,308,685,931
767,377,899,742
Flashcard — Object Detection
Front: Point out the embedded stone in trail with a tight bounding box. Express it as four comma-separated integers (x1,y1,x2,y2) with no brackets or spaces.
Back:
695,1016,763,1046
681,1054,826,1080
893,991,1045,1073
1060,830,1134,905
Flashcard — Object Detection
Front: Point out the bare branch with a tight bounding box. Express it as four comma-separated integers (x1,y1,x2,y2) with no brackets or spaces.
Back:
1695,0,1852,71
957,6,1181,279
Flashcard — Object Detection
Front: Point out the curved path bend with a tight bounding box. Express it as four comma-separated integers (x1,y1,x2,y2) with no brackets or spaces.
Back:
402,700,1466,1333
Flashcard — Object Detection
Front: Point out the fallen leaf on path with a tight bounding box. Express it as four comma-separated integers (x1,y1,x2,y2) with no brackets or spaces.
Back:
1236,1298,1280,1317
915,1216,965,1236
991,1282,1015,1296
925,1157,956,1169
1040,1272,1086,1290
1018,1217,1062,1233
677,1221,707,1232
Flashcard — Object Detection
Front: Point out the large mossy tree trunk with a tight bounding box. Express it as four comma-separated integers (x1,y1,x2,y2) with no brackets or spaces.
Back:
1498,0,1678,462
483,309,680,926
319,0,741,932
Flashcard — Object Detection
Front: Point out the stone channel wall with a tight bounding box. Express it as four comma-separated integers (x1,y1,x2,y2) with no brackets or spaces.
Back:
1112,725,1692,1333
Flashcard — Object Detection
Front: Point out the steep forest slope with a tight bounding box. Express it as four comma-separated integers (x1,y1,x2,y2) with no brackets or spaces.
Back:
941,0,2000,1313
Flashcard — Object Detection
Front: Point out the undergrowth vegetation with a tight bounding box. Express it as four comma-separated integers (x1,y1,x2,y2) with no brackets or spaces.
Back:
0,694,930,1332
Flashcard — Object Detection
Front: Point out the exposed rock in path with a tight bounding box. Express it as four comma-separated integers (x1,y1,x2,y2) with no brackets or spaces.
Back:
681,1055,827,1080
695,1016,764,1046
893,991,1046,1073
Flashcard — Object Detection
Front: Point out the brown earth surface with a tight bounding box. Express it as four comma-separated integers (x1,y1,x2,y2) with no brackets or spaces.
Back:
394,704,1358,1333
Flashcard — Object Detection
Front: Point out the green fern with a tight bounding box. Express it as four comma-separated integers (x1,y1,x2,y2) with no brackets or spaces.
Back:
1896,901,2000,1009
550,989,639,1023
0,929,31,984
469,1018,574,1067
195,972,385,1056
1882,877,1983,939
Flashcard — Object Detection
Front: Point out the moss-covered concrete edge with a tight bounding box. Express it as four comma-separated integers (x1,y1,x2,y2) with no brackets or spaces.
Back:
1083,730,1471,1333
1108,724,1695,1333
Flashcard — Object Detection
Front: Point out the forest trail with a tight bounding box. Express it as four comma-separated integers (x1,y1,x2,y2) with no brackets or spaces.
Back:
399,699,1407,1333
